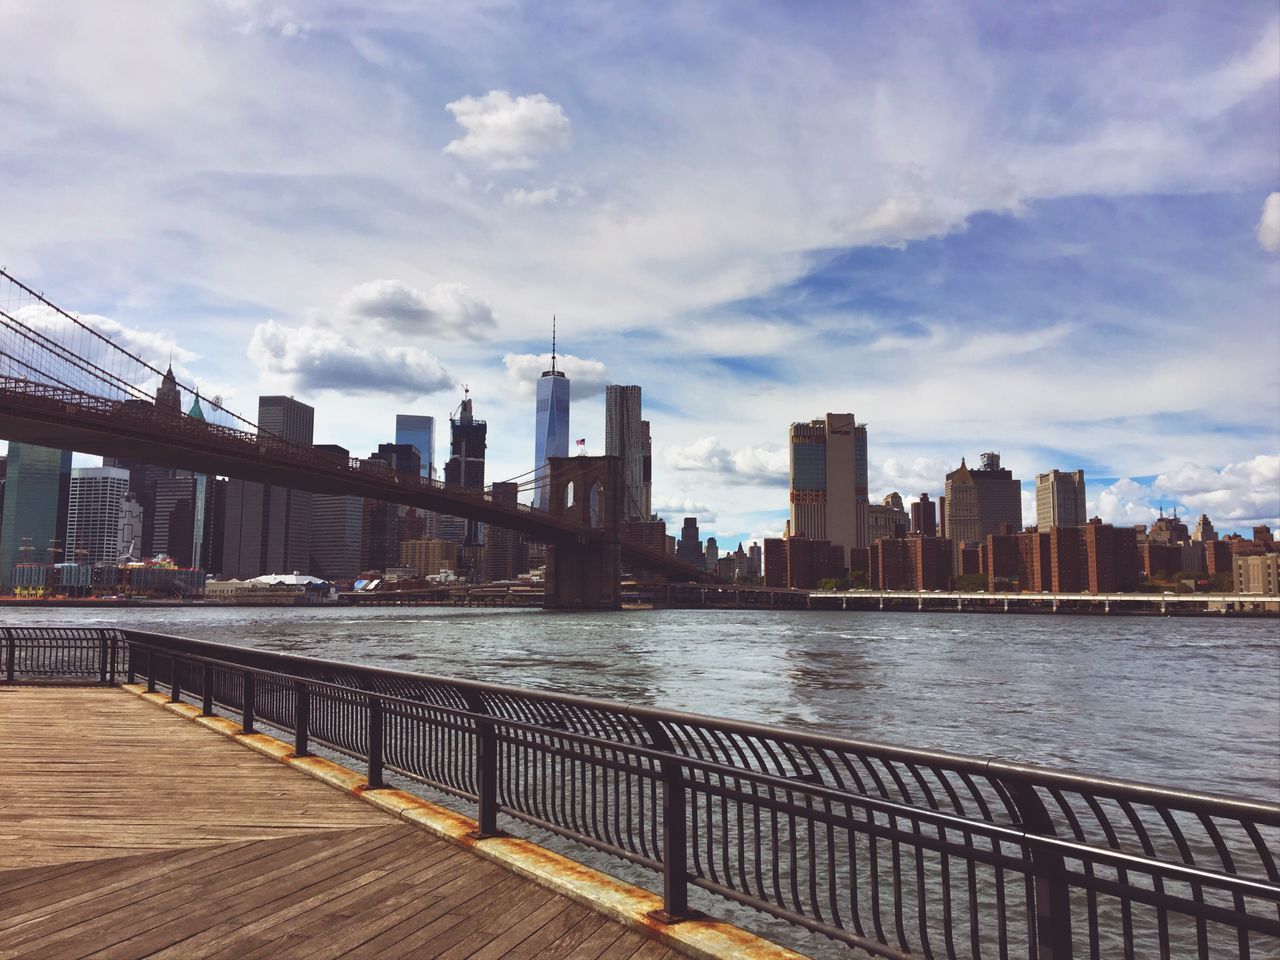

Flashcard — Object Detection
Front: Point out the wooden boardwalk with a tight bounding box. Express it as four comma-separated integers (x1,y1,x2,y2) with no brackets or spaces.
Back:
0,687,686,959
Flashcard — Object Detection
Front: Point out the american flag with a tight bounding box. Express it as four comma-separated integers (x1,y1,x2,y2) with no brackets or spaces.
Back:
575,438,586,446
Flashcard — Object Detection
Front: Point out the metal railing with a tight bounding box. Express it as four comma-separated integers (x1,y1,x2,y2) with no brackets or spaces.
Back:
4,625,1278,959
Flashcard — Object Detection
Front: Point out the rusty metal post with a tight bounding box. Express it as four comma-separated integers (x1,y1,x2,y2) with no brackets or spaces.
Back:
295,681,310,757
241,671,255,734
201,664,215,716
98,635,108,684
367,696,384,788
1004,775,1074,960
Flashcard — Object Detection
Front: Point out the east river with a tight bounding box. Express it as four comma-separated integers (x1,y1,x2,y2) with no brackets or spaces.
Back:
6,606,1278,957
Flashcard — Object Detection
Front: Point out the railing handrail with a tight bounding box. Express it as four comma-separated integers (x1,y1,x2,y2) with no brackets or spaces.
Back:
73,625,1278,822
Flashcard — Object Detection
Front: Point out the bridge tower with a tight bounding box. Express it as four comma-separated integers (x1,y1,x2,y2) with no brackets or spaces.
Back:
544,455,623,610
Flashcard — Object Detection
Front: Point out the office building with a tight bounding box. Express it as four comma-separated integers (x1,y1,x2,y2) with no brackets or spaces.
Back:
0,443,72,589
485,482,528,581
400,539,458,579
910,493,937,537
1036,469,1087,530
1049,526,1088,592
118,495,145,561
395,415,435,480
640,420,652,519
605,385,648,520
362,443,422,572
533,327,570,512
763,538,786,588
445,393,487,546
784,537,844,589
66,467,131,565
788,413,869,568
222,396,314,578
309,445,363,581
1234,554,1280,594
1148,511,1190,544
675,517,703,563
944,453,1022,547
869,493,909,542
1192,514,1217,542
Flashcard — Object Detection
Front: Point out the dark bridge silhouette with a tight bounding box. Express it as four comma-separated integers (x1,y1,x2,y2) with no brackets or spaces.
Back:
0,270,711,607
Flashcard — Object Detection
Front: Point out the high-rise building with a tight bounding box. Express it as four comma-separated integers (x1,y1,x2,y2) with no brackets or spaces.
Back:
156,365,181,412
395,415,435,480
0,443,72,589
640,420,652,520
533,325,570,512
118,495,145,560
675,517,703,562
910,493,937,537
788,413,869,566
1036,469,1087,529
1192,514,1217,542
705,537,719,564
484,482,528,582
445,393,487,546
944,453,1022,545
400,539,458,579
222,395,314,578
66,467,131,565
361,443,422,572
309,445,364,581
605,385,647,520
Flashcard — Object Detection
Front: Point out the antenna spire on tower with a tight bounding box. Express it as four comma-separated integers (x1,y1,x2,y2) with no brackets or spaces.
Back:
551,315,557,373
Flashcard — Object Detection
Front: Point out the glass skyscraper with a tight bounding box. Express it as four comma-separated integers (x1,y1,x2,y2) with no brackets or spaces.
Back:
0,442,72,589
533,345,570,512
395,415,435,479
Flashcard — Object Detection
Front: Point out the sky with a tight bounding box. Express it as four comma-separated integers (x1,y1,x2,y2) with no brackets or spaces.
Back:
2,0,1278,545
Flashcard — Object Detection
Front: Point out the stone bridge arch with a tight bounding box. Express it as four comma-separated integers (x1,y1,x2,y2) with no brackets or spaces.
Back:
544,455,624,609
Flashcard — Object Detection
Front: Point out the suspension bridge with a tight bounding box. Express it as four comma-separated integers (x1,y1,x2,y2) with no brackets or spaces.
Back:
0,269,711,607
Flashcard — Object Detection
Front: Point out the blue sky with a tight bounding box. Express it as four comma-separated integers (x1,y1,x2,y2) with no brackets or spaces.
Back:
1,0,1277,544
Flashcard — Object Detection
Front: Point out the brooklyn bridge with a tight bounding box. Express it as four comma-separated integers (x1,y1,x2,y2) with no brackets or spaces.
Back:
0,269,711,608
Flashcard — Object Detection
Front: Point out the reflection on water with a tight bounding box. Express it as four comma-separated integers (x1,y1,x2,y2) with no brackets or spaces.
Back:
8,605,1277,797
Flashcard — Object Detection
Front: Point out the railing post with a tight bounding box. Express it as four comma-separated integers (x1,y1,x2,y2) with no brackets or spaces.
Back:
201,664,215,716
98,635,108,684
295,681,310,757
242,671,255,734
146,651,157,693
126,642,135,685
461,691,501,839
5,632,14,682
1003,774,1074,960
367,696,384,788
108,635,117,685
170,657,182,703
641,718,694,923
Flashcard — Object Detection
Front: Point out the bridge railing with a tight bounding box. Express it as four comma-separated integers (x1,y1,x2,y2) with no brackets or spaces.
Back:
4,625,1277,959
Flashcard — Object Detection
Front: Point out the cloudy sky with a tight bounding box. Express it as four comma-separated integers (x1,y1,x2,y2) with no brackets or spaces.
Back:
2,0,1277,544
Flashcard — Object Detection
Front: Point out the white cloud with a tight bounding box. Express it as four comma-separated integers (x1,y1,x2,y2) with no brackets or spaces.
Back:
652,498,716,523
870,456,953,500
221,0,306,38
1090,478,1158,526
248,319,453,399
501,352,609,399
504,187,559,207
15,304,198,377
663,437,788,486
338,279,496,339
1154,455,1280,526
1257,192,1280,252
444,91,570,170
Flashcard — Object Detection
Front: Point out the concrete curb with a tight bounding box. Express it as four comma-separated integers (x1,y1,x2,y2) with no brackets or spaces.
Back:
122,684,810,960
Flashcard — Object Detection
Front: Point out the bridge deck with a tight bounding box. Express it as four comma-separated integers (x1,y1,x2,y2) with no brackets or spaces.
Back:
0,687,684,960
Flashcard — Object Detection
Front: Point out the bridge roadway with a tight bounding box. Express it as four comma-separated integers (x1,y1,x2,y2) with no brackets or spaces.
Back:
809,589,1280,611
0,379,705,583
0,685,696,960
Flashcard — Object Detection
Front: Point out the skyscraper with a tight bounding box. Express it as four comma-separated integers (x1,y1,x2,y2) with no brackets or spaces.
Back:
675,517,703,562
1035,469,1087,530
605,385,647,520
445,393,486,546
222,395,314,578
945,453,1022,545
910,493,937,537
362,443,422,571
0,443,72,589
311,444,364,581
66,467,131,565
395,415,435,480
533,324,570,512
788,413,869,567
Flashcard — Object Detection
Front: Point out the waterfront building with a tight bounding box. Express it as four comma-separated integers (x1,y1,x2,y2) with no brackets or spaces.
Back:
533,328,570,512
155,365,181,412
706,537,719,565
444,393,486,546
945,453,1022,572
1234,553,1280,594
1192,514,1217,542
784,536,843,589
361,444,422,572
1049,526,1088,592
675,517,703,563
1083,519,1140,593
870,538,911,590
748,542,762,577
0,443,72,589
395,415,435,480
66,467,131,565
1148,511,1190,544
605,385,647,520
762,538,786,588
309,446,363,581
937,496,946,541
222,396,314,579
152,476,199,565
400,539,458,578
118,494,145,561
640,420,653,519
788,413,869,568
621,520,668,554
910,493,937,537
1036,469,1086,529
1141,541,1184,580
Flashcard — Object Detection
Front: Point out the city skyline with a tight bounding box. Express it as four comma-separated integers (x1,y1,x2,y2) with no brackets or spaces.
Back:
0,2,1276,547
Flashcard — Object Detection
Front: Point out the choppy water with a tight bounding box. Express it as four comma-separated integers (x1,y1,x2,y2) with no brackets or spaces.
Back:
9,605,1277,796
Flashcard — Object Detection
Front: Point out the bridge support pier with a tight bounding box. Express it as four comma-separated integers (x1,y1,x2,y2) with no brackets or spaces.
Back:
543,455,624,611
